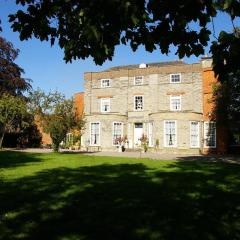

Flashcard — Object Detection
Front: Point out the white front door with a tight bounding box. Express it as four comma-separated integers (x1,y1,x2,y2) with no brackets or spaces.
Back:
134,123,143,147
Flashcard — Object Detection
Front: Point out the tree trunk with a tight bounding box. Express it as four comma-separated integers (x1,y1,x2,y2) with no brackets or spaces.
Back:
0,131,5,149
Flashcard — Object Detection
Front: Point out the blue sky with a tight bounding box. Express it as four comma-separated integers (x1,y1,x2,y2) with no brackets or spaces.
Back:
0,1,239,97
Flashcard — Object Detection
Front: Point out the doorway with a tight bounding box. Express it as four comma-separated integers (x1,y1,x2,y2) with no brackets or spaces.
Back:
134,123,143,147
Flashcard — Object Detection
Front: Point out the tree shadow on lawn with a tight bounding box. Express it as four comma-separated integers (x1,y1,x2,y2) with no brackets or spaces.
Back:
1,160,240,240
0,151,46,168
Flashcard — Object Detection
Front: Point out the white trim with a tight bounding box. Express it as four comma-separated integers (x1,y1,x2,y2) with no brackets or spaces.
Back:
164,120,177,147
100,98,110,113
112,122,123,146
170,73,181,83
170,95,181,111
190,121,200,148
148,122,154,147
134,95,144,111
101,78,111,88
134,76,144,85
89,121,101,146
204,121,216,148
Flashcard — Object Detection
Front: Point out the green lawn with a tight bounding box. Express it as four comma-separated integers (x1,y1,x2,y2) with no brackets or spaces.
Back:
0,151,240,240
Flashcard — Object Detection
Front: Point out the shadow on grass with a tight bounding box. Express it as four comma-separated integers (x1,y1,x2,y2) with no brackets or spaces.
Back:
0,157,240,240
0,151,45,168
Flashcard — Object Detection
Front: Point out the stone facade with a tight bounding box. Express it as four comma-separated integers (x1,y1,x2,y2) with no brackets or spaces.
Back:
82,60,221,154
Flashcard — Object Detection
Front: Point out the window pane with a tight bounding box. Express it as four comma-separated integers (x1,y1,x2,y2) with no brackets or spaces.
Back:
204,122,216,147
165,121,176,146
170,74,181,83
190,121,199,147
170,96,181,111
113,122,123,145
101,98,110,112
91,123,100,145
135,76,143,85
101,79,110,87
135,96,143,110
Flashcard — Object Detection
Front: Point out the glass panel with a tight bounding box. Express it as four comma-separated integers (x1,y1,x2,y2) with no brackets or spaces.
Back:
91,123,100,145
171,96,181,111
101,79,110,87
171,74,181,83
135,96,143,110
190,121,199,147
165,121,176,146
135,76,143,85
204,122,216,147
101,98,110,112
113,122,122,145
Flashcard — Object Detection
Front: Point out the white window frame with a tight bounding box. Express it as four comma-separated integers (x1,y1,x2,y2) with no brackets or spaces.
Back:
170,73,181,83
101,79,111,88
164,120,177,147
190,121,200,148
134,95,144,111
134,76,144,85
170,95,181,111
204,121,217,148
90,122,100,146
112,122,123,146
100,98,110,112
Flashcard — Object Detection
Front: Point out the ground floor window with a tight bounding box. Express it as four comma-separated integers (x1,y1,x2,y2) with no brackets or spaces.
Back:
164,120,177,147
113,122,123,145
190,121,200,148
204,122,216,148
90,122,100,145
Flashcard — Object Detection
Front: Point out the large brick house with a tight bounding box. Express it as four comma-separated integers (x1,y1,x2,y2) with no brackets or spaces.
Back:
81,58,226,154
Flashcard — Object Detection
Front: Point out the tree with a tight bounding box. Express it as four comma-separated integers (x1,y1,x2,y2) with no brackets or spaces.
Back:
29,89,85,152
213,69,240,147
6,0,240,78
0,36,31,96
0,94,28,149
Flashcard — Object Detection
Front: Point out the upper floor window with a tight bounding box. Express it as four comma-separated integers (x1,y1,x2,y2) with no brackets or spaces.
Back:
134,96,143,111
101,79,111,88
101,98,110,112
134,76,144,85
170,74,181,83
170,95,181,111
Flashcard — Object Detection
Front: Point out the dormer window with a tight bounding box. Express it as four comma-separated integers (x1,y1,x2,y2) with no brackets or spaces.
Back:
170,74,181,83
101,79,111,88
134,76,144,85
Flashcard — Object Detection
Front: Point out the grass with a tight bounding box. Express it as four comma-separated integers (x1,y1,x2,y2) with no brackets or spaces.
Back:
0,151,240,240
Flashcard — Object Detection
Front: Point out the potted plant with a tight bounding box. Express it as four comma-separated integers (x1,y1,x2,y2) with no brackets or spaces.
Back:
140,134,149,152
155,139,159,150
